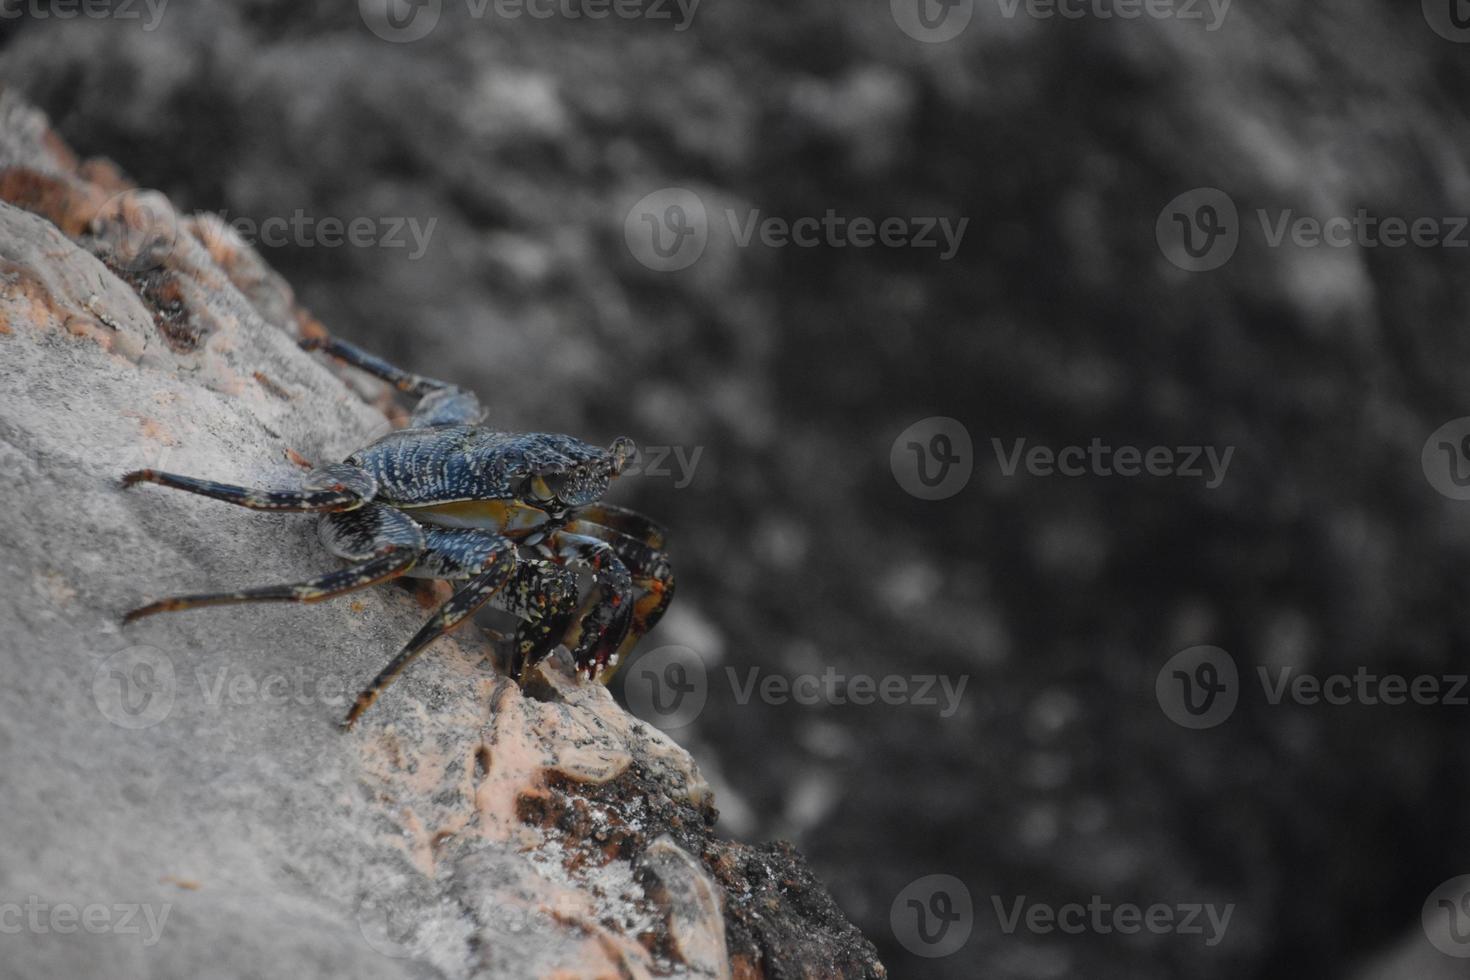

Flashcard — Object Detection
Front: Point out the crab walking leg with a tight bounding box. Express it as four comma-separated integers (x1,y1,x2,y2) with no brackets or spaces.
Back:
124,505,425,623
539,530,635,680
122,463,378,513
300,334,485,427
568,502,669,550
343,527,519,728
300,335,452,396
562,517,675,677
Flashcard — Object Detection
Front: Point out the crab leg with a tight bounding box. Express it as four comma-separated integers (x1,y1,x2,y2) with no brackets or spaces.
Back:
124,505,424,623
342,528,519,728
122,463,378,512
300,335,452,397
569,502,668,550
301,334,485,426
563,514,675,678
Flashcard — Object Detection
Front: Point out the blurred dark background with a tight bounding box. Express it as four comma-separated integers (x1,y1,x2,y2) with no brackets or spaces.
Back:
9,0,1470,976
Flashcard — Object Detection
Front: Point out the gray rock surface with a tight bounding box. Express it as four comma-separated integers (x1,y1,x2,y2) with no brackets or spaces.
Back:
0,90,883,980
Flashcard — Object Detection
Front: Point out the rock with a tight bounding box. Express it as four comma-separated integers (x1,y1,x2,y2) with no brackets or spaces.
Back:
0,90,884,980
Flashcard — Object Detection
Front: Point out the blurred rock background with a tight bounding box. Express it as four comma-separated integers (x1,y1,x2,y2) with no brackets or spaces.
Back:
8,0,1470,976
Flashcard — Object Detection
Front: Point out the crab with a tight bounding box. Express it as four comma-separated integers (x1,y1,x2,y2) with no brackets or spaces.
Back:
120,334,675,729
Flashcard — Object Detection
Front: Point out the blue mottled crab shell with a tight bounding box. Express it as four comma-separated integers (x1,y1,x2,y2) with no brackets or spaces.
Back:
348,426,615,507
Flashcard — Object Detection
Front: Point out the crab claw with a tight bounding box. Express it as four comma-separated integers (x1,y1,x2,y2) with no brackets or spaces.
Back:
562,585,636,681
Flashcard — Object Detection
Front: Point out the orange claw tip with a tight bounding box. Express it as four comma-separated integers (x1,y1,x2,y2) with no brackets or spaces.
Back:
120,469,155,487
341,696,373,731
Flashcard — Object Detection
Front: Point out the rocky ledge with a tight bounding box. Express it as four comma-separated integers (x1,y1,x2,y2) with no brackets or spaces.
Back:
0,89,884,980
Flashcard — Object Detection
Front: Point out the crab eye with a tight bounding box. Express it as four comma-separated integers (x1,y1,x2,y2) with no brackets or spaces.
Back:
609,437,636,475
547,467,609,507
